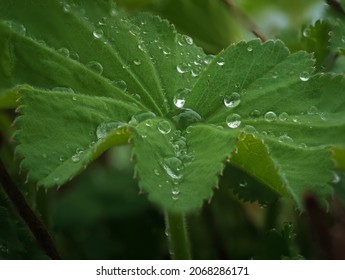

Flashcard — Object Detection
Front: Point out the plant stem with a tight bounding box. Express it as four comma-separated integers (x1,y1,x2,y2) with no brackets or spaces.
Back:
222,0,267,42
0,159,61,260
165,211,191,260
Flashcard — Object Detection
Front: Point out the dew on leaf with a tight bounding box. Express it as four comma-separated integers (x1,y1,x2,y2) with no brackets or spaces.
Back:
158,120,171,135
71,154,80,163
278,134,294,143
133,59,141,66
226,113,241,128
96,121,124,139
307,106,318,115
176,63,188,74
70,51,79,61
63,3,71,13
4,21,26,35
299,143,307,148
224,92,241,108
130,111,156,126
272,71,278,79
59,155,65,162
162,157,184,180
172,109,202,129
72,96,77,101
93,29,104,39
242,125,257,134
247,45,253,52
332,172,341,184
264,111,277,122
217,57,225,66
171,187,180,195
204,55,215,65
173,93,186,108
114,80,127,91
86,61,103,75
145,119,153,127
184,35,193,45
239,180,248,188
57,47,70,58
299,71,310,81
279,112,289,121
250,109,261,119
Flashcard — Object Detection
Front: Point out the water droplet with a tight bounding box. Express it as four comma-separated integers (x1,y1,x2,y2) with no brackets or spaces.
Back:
59,155,65,162
243,125,257,134
93,29,104,39
71,154,80,163
299,71,310,81
133,59,141,66
264,111,277,122
292,116,300,123
130,111,156,126
278,134,294,143
154,169,160,176
173,95,186,108
217,57,225,66
176,63,188,74
172,187,180,195
224,92,241,108
70,51,79,61
250,109,261,119
145,119,153,127
86,61,103,75
299,143,307,148
158,120,171,134
320,112,327,121
272,71,278,79
53,176,60,182
307,106,318,115
184,35,193,45
57,47,70,58
172,109,202,129
162,47,171,56
63,3,71,13
162,157,184,180
191,68,201,77
72,96,77,101
279,112,289,121
114,80,127,91
52,87,74,93
332,173,341,184
239,180,247,188
226,113,241,128
303,28,310,37
96,121,124,139
204,55,215,65
247,45,253,52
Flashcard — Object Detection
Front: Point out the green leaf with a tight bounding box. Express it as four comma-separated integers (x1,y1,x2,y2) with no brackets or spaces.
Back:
1,0,345,212
132,119,236,211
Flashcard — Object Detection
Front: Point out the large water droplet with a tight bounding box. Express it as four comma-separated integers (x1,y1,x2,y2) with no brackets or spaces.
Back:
162,157,184,180
226,114,241,128
96,121,124,139
173,95,186,108
242,125,257,134
224,92,241,108
299,71,310,82
158,120,171,135
130,111,156,126
172,109,202,129
86,61,103,75
278,134,294,143
264,111,277,122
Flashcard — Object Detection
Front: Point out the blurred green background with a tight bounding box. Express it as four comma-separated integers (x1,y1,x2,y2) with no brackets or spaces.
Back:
1,0,345,260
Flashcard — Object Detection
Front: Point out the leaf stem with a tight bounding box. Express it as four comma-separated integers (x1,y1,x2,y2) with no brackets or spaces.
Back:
164,211,191,260
222,0,267,42
0,159,61,260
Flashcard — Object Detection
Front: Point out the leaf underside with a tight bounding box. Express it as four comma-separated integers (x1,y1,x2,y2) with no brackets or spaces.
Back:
1,0,345,212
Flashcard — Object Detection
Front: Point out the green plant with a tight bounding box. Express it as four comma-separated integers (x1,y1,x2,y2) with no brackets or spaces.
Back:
0,0,345,260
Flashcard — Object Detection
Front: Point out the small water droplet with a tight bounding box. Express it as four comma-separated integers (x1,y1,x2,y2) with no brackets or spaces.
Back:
299,143,307,148
176,63,188,74
59,155,65,162
303,28,310,37
5,21,26,35
145,119,153,127
53,176,60,182
130,111,156,126
264,111,277,122
114,80,127,91
247,45,253,52
184,35,193,45
158,120,171,134
226,114,241,128
93,29,104,39
71,154,80,163
70,51,79,61
239,180,247,188
133,59,141,66
154,168,160,176
162,157,184,180
332,172,341,184
172,187,180,195
72,96,77,101
63,3,71,13
299,71,310,81
250,109,261,119
96,121,124,139
307,106,318,115
279,112,289,121
162,47,171,56
86,61,103,75
217,57,225,66
57,47,70,58
204,55,215,65
320,112,327,121
272,71,278,79
224,92,241,108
